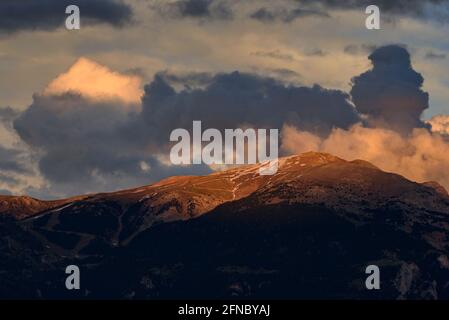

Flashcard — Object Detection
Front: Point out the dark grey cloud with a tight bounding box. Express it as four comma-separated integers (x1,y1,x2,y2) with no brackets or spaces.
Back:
295,0,449,22
0,0,133,34
425,51,446,60
13,45,432,197
0,107,19,123
154,0,233,20
152,0,449,23
138,71,359,144
14,71,359,197
250,7,329,23
350,45,429,134
13,93,211,196
14,93,155,195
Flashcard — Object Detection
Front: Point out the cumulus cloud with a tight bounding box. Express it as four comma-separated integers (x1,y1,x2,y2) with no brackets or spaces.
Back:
13,93,152,196
10,44,449,198
44,57,143,106
13,63,217,196
350,45,429,134
13,59,360,197
138,71,359,144
428,115,449,135
279,44,449,191
13,60,144,192
281,124,449,190
0,0,133,34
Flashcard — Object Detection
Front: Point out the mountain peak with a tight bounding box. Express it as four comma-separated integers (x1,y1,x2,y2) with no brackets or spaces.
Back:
3,152,447,300
5,152,444,254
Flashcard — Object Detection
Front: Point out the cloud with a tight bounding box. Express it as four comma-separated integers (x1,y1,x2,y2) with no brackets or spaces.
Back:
0,107,29,174
350,45,429,134
425,51,447,60
248,66,302,84
153,0,233,20
0,146,29,174
13,62,359,197
295,0,449,22
280,44,449,190
0,173,20,188
267,68,302,81
13,93,150,196
0,107,42,195
11,45,449,198
13,62,214,196
428,115,449,135
151,0,449,24
149,0,449,25
138,71,359,144
251,50,295,62
344,44,378,56
304,48,327,57
0,0,133,34
157,70,215,89
250,7,329,23
44,57,143,106
281,124,449,190
0,107,19,123
0,106,23,149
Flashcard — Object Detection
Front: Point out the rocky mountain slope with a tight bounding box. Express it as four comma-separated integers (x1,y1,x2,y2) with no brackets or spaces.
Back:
0,195,86,220
1,152,449,299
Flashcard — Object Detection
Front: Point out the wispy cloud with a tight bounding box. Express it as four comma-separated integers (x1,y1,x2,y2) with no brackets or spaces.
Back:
250,7,329,23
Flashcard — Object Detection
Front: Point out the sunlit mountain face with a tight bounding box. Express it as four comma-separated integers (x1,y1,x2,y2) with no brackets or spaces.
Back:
1,152,449,299
1,0,449,300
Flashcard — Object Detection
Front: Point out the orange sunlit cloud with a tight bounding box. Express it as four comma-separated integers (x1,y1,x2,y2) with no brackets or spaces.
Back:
44,57,143,106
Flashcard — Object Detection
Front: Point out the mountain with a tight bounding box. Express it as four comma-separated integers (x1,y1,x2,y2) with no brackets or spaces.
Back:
0,195,87,220
1,152,449,299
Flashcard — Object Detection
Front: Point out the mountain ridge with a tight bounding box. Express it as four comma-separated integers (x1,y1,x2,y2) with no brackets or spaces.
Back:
2,152,447,221
7,152,446,255
1,152,449,299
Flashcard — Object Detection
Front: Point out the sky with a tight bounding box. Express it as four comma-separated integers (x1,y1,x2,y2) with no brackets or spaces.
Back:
1,0,449,199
